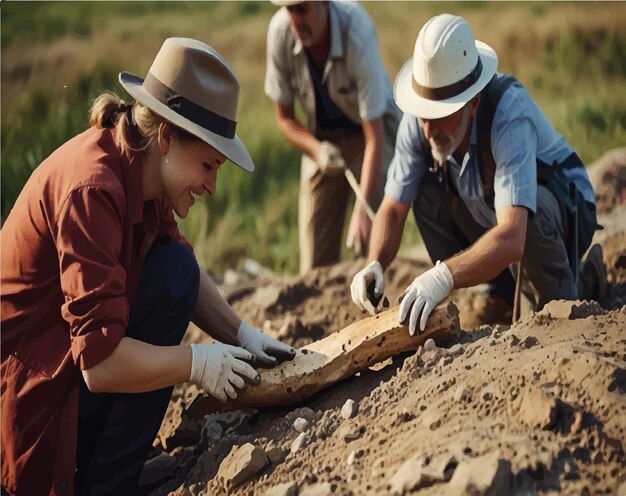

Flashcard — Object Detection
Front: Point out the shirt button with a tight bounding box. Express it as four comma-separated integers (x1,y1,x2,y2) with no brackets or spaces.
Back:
59,479,68,492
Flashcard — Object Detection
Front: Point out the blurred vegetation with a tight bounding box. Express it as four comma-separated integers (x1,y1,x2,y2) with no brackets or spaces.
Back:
2,1,625,273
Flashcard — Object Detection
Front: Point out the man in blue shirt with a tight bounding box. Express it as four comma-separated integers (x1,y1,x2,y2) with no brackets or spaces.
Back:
350,14,603,335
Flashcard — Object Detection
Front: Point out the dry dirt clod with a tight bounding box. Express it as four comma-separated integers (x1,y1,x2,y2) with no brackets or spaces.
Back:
341,399,358,419
390,452,452,493
217,442,269,487
514,387,557,430
448,450,511,495
265,481,298,496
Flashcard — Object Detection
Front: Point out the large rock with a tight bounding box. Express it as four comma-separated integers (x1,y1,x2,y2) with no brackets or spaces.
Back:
448,451,511,495
217,443,269,487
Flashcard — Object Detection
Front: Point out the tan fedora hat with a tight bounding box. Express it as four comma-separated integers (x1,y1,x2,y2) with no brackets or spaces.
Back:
394,14,498,120
119,37,254,172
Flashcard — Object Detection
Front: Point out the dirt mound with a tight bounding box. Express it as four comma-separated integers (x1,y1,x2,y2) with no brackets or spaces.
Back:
147,155,626,495
588,148,626,215
151,299,626,496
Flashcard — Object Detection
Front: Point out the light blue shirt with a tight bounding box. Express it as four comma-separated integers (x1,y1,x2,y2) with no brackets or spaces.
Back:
385,79,596,229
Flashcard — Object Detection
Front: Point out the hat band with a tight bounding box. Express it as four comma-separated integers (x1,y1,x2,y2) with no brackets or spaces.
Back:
412,57,483,101
143,73,237,139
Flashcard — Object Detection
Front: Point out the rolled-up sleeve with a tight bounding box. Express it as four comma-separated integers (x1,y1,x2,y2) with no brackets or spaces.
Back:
264,12,295,106
492,98,538,214
55,186,128,370
384,113,426,204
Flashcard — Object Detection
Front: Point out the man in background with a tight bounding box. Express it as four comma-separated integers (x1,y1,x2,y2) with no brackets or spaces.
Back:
265,0,400,275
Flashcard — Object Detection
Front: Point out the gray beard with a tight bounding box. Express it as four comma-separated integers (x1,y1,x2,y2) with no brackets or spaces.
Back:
429,106,471,165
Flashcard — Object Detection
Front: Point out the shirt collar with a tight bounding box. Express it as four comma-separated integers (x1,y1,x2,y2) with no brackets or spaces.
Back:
292,1,343,59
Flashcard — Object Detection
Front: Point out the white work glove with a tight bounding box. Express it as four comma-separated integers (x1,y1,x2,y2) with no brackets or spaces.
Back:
237,321,296,368
350,260,385,315
189,343,260,403
399,260,454,336
317,141,346,175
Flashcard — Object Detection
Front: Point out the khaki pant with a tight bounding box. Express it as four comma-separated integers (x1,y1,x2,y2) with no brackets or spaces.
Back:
298,119,397,275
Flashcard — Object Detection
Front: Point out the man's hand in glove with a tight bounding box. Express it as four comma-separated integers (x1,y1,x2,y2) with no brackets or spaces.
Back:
237,321,296,368
317,141,346,176
399,261,454,335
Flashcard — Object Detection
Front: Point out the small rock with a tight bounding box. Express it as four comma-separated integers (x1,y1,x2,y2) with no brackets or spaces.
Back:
449,450,511,495
347,449,364,466
265,481,298,496
202,420,223,441
424,338,437,351
291,432,307,453
341,399,358,419
454,384,470,402
267,446,286,464
294,417,309,432
217,443,269,487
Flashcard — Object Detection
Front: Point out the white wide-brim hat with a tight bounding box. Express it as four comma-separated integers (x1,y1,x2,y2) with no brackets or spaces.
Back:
394,14,498,120
120,37,254,172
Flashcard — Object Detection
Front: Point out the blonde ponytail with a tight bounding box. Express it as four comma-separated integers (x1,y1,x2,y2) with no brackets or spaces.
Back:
89,92,128,129
89,91,201,152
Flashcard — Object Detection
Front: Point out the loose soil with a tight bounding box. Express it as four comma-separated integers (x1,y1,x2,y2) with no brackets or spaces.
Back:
149,153,626,496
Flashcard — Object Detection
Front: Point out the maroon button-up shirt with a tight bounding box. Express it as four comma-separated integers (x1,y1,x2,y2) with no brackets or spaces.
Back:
1,126,192,495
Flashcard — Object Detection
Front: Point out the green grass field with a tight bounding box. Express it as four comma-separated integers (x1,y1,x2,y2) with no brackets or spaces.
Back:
2,1,625,273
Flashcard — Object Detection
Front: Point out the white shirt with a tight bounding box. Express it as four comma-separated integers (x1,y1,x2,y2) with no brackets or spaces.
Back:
265,0,400,132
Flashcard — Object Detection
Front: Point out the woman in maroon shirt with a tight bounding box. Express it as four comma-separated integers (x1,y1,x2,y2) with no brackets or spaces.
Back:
1,38,295,495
